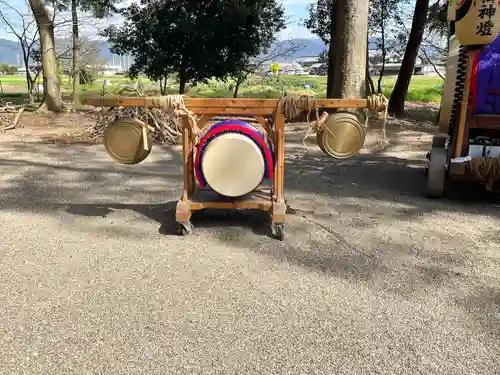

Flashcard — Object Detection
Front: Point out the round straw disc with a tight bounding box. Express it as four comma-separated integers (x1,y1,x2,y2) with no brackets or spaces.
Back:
104,118,153,165
317,112,365,159
201,133,265,197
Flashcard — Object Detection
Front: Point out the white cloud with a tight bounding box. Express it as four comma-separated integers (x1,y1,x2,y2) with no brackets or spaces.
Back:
278,25,315,40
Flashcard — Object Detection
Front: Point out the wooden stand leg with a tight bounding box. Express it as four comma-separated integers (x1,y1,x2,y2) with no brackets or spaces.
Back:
176,116,194,224
272,113,286,226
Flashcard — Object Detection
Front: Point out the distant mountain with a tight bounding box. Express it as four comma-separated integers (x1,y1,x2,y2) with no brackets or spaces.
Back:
0,37,329,66
0,36,438,67
281,38,326,60
0,39,20,65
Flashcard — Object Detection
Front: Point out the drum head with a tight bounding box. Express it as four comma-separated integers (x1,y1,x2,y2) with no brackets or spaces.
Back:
202,133,265,197
318,112,365,159
104,118,152,165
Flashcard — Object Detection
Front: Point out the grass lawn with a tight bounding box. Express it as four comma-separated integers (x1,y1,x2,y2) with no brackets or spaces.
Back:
0,74,444,104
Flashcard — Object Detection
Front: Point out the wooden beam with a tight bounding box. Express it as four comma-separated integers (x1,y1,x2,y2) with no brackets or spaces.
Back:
188,107,276,116
81,95,369,111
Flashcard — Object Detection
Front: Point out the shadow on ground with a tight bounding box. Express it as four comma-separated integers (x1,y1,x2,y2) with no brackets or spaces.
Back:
1,139,499,224
1,138,499,340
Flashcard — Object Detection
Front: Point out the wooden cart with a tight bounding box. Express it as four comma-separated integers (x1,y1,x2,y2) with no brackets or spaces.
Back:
82,96,371,239
426,47,500,197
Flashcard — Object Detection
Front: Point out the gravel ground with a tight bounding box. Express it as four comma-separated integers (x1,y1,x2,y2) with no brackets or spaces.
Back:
0,118,499,374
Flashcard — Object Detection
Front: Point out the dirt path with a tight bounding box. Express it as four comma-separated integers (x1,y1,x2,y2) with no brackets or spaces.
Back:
0,105,499,374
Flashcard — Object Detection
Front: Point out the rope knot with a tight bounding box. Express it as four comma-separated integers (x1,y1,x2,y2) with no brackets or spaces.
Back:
365,93,389,148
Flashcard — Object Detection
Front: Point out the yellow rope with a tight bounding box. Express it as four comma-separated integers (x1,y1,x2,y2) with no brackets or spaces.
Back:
365,93,389,147
466,157,500,189
273,93,389,152
275,93,316,120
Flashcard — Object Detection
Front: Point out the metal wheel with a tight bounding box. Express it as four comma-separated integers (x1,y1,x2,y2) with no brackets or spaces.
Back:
431,135,447,149
178,221,194,236
272,223,285,241
426,147,447,198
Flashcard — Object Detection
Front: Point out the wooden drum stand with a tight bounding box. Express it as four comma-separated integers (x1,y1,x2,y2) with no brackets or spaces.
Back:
82,96,375,240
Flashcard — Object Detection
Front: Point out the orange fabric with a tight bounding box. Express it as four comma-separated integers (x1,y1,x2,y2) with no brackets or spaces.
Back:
469,51,479,107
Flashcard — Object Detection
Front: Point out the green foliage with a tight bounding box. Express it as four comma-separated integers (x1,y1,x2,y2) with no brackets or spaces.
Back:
103,0,285,93
48,0,117,17
305,0,409,44
229,1,286,84
0,63,18,75
303,0,333,44
79,68,97,85
427,0,448,37
0,74,443,102
270,63,280,77
318,50,328,64
7,65,18,74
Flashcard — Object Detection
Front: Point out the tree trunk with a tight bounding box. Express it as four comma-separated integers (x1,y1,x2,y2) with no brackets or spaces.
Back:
233,80,242,98
28,0,64,112
377,6,386,94
326,0,338,98
178,68,186,95
388,0,430,116
71,0,80,107
159,77,167,95
366,33,375,96
330,0,369,109
23,58,35,104
27,79,34,104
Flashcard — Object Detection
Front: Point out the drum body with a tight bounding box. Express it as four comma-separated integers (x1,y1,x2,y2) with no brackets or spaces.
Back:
195,120,274,197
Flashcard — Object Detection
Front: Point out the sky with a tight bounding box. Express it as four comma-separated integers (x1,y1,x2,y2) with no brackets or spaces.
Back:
0,0,316,41
279,0,315,39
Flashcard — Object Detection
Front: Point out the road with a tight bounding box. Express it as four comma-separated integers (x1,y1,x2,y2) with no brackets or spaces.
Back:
0,128,499,374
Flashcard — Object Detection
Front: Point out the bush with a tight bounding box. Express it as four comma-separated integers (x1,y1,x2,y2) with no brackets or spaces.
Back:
80,69,97,85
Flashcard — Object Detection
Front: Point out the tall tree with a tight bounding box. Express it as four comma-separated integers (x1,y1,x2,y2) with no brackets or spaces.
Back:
104,0,285,94
369,0,409,93
427,0,448,37
304,0,337,97
49,0,116,106
388,0,430,115
0,0,40,104
231,40,302,98
305,0,400,98
329,0,369,103
28,0,64,112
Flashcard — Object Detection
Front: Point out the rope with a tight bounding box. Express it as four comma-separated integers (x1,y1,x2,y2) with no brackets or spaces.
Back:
466,157,500,189
273,94,318,152
149,95,201,143
274,93,389,152
275,94,316,120
100,92,389,151
365,93,389,148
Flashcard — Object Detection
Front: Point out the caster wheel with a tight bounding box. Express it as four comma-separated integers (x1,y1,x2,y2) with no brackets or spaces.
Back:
178,221,194,236
273,223,285,241
426,146,447,199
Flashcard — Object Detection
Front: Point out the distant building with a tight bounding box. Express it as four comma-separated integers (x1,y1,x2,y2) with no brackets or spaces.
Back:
372,60,445,76
294,56,320,67
309,63,327,76
95,64,125,76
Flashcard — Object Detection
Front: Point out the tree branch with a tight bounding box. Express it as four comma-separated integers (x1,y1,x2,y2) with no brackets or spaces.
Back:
419,46,445,80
